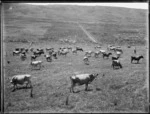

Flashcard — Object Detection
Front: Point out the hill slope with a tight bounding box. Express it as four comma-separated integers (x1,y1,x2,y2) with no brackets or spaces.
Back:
3,3,148,45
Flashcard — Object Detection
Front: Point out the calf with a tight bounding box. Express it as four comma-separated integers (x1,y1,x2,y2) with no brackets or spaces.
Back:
70,73,99,93
111,60,123,69
10,74,32,91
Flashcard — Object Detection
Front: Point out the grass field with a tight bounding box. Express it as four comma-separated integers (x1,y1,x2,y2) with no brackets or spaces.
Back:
2,4,149,113
3,42,149,113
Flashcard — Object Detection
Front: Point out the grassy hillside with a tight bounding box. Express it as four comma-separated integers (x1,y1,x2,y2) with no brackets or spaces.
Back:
3,3,148,45
3,3,149,113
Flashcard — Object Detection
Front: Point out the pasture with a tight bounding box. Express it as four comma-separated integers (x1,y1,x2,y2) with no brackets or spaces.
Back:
2,4,148,113
3,41,148,113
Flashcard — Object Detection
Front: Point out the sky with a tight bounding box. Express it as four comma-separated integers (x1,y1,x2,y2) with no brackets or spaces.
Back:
26,3,148,9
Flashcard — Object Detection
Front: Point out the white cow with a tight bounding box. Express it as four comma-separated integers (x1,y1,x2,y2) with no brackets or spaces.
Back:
70,73,99,93
10,74,32,91
30,61,42,70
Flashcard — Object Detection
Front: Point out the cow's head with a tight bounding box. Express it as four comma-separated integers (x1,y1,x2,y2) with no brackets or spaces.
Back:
89,73,99,81
10,77,15,84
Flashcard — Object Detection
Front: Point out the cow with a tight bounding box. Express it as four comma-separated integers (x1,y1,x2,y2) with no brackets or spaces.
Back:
44,55,52,62
76,47,84,52
94,51,101,58
83,56,89,65
31,55,38,61
59,49,69,56
52,52,57,59
112,56,119,61
70,73,99,93
116,51,122,58
107,45,116,51
111,60,123,69
85,51,94,57
20,53,27,61
99,49,106,54
10,74,32,91
13,50,20,56
72,49,77,54
95,46,101,49
102,52,112,59
115,48,123,54
30,61,42,70
131,55,144,63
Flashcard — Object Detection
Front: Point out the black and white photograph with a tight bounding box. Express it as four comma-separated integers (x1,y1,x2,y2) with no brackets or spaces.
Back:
1,2,149,113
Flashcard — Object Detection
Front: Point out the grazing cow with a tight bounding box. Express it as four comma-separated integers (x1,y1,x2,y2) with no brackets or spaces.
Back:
107,45,115,51
30,61,42,70
76,47,84,52
102,52,112,59
44,55,52,62
111,60,123,69
48,49,54,56
70,73,99,93
15,48,20,51
112,56,119,60
72,49,77,54
31,55,38,61
115,48,123,54
52,52,57,59
46,48,54,52
95,46,101,49
10,74,32,91
99,49,106,54
20,53,27,61
83,56,89,65
59,49,69,56
116,51,122,58
131,55,144,63
85,51,94,57
94,51,100,58
13,50,20,56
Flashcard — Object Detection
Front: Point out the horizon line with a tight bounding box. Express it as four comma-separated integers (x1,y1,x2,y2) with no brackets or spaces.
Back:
25,3,148,10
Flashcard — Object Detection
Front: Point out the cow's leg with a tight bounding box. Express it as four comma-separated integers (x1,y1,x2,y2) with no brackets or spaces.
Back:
113,65,115,69
131,58,133,63
12,84,17,91
85,84,88,91
70,84,74,93
26,83,28,88
120,64,122,68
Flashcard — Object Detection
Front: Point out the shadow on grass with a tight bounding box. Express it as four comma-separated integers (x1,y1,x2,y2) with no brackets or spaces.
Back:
95,88,101,91
12,86,32,92
73,88,94,93
131,62,142,64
